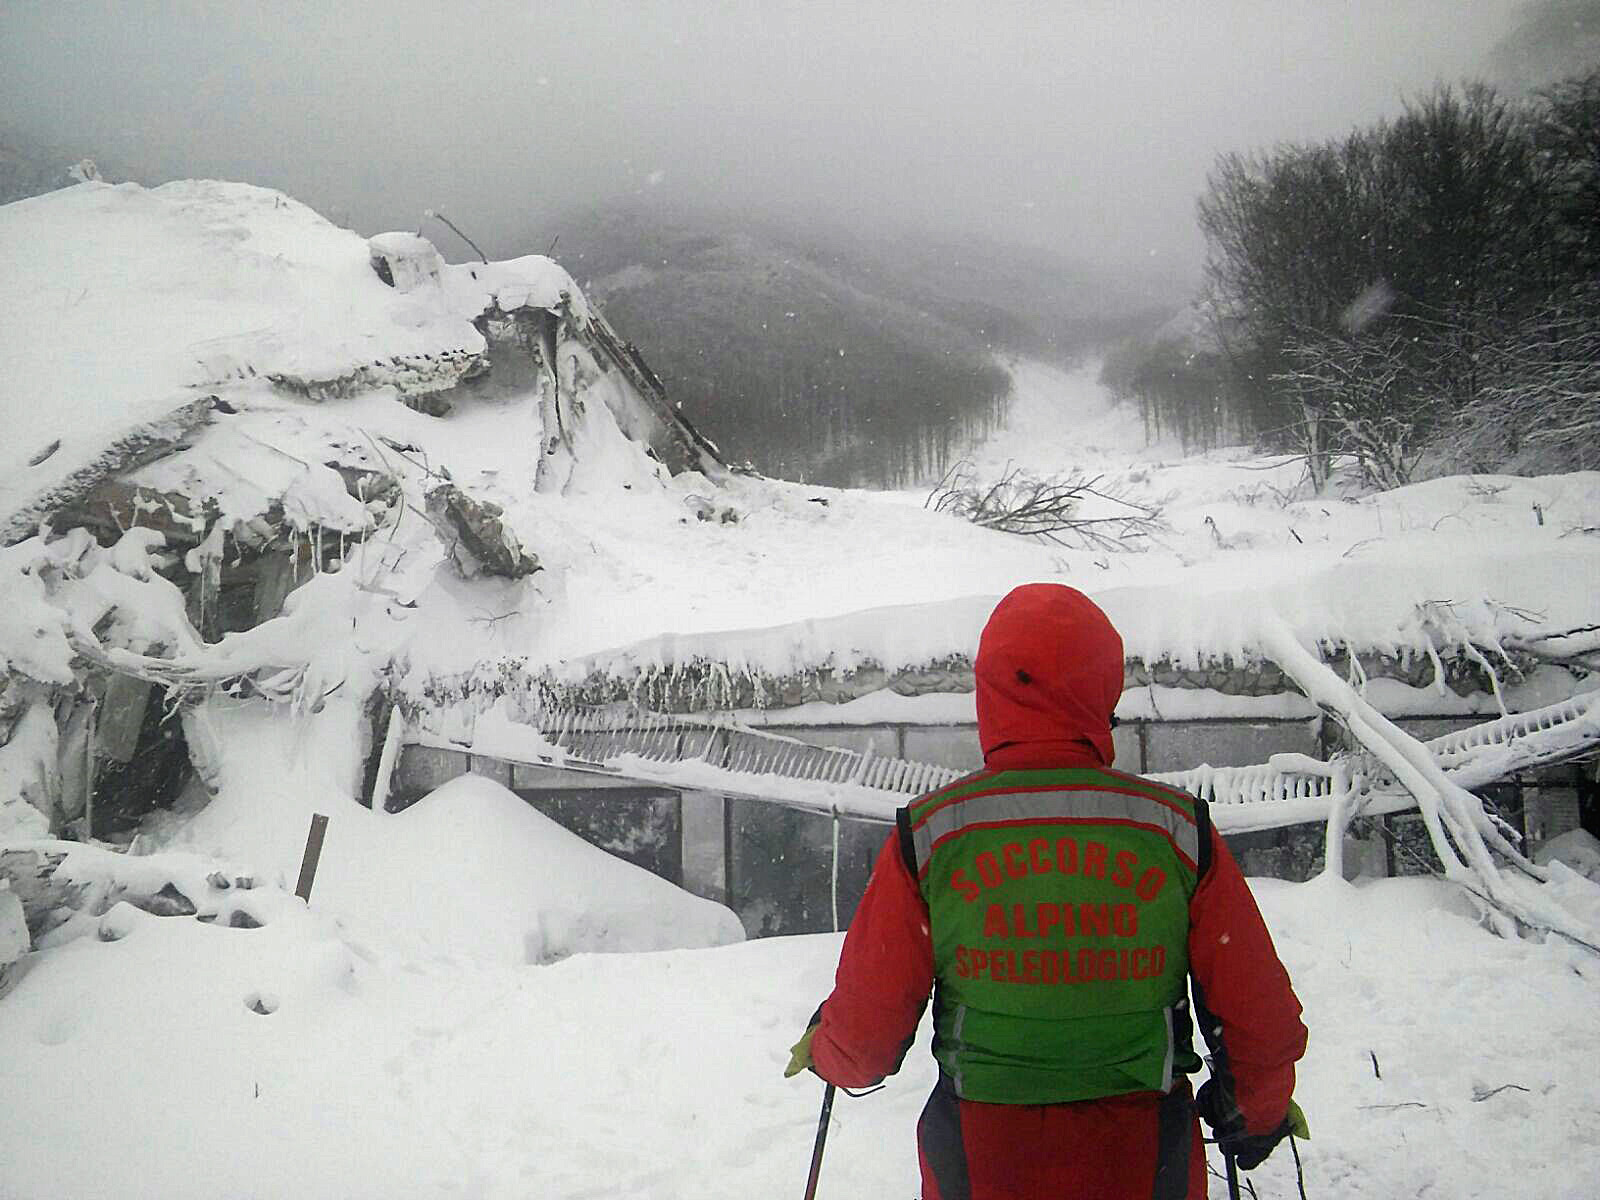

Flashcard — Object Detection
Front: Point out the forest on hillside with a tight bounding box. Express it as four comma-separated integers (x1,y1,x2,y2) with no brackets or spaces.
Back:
1102,67,1600,490
550,209,1172,488
580,229,1012,488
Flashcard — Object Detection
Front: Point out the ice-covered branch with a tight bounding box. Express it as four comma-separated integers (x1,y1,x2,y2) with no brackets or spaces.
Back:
1259,610,1600,951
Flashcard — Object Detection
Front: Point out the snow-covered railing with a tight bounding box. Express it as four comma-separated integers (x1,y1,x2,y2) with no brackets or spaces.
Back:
1417,692,1600,789
422,689,1599,835
1149,690,1600,833
533,706,962,797
407,703,964,824
1148,755,1366,834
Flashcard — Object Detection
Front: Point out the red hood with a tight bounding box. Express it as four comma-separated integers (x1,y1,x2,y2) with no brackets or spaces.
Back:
975,584,1125,766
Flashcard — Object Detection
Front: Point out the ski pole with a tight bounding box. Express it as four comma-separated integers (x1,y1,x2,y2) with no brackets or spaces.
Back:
803,1082,836,1200
1224,1148,1241,1200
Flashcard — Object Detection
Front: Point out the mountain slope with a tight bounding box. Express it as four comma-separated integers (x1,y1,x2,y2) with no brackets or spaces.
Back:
537,204,1178,486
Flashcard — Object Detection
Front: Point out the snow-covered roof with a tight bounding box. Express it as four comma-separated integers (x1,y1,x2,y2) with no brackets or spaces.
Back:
571,536,1590,680
0,180,580,540
444,254,587,321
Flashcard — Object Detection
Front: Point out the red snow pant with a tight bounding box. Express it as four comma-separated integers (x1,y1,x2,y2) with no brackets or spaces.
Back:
916,1074,1207,1200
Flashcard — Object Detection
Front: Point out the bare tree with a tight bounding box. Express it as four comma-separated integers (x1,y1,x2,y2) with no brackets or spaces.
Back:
1453,280,1600,473
1195,85,1548,488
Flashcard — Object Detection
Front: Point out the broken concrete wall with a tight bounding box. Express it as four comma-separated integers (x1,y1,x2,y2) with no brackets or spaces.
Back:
0,230,727,849
1,395,219,549
425,484,540,580
0,454,395,841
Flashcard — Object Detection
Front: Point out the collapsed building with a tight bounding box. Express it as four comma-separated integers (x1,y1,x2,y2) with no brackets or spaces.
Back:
0,178,725,847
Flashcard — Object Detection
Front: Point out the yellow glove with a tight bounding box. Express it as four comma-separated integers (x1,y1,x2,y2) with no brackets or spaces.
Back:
784,1023,818,1078
1286,1098,1310,1140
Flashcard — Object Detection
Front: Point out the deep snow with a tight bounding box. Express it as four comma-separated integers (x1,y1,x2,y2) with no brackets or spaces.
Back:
1,837,1596,1200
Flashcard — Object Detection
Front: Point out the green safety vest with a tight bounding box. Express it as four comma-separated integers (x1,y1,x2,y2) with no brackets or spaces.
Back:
901,767,1208,1104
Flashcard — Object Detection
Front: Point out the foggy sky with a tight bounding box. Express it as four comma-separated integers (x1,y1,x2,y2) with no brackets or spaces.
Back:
1,1,1528,285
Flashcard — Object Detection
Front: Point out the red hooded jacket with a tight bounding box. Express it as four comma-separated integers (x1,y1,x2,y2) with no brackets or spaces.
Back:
809,584,1307,1200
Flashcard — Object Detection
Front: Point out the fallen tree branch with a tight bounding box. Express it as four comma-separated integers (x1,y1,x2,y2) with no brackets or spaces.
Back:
1259,611,1600,953
925,461,1164,550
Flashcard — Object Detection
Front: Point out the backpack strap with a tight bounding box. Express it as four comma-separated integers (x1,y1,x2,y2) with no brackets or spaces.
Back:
895,806,919,878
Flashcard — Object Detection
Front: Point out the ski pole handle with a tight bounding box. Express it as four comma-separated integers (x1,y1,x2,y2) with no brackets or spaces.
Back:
803,1083,836,1200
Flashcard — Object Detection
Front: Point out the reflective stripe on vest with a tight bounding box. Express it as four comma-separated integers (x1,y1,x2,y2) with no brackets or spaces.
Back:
909,770,1200,878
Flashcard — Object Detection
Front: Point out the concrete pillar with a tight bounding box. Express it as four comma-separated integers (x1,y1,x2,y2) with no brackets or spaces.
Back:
680,790,727,904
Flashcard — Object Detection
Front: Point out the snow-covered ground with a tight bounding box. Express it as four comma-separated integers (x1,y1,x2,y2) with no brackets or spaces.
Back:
2,802,1596,1199
548,358,1600,733
4,181,1600,1198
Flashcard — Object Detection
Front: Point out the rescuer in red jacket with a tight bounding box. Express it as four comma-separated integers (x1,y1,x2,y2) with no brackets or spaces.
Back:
786,583,1308,1199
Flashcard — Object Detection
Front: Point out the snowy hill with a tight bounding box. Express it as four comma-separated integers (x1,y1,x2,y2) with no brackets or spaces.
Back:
547,203,1175,486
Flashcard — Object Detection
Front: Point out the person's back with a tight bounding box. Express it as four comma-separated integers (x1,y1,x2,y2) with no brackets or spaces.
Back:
788,584,1308,1199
